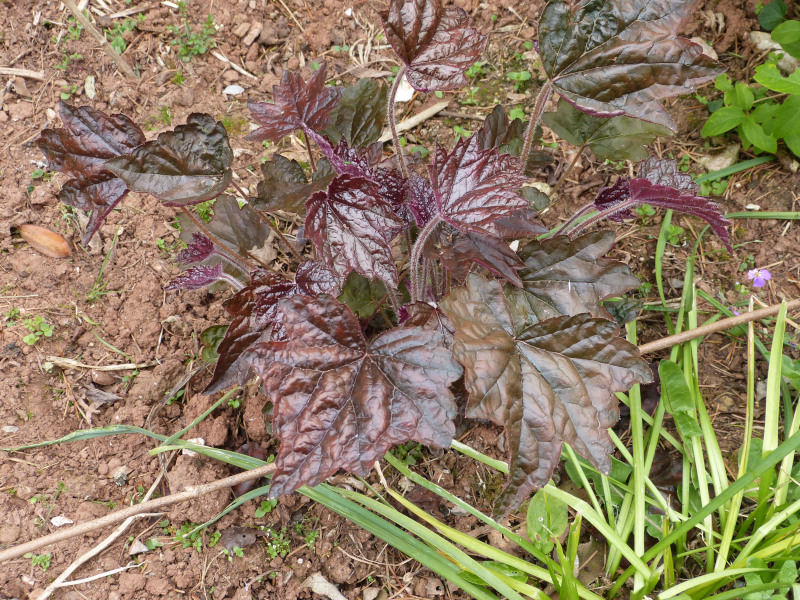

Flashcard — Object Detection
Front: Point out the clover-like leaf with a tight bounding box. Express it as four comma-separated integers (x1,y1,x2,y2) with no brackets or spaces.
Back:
37,102,146,243
204,262,340,394
106,113,233,206
593,158,731,251
305,174,403,287
325,78,389,148
428,134,530,236
441,274,651,513
379,0,487,92
246,63,342,142
511,232,641,326
245,293,463,497
543,99,673,161
476,105,553,175
539,0,722,131
179,195,275,266
423,223,524,287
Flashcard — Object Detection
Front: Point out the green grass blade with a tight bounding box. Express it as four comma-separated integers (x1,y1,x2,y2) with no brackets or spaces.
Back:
693,155,775,183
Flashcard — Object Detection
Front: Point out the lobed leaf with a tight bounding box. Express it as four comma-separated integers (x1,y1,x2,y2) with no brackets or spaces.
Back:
379,0,487,92
543,99,672,161
246,63,342,142
508,232,641,328
476,105,553,175
305,174,403,287
538,0,722,131
428,133,530,236
441,274,651,514
204,262,340,394
106,113,233,206
37,102,145,243
253,154,334,215
325,78,389,148
593,158,731,250
244,293,463,497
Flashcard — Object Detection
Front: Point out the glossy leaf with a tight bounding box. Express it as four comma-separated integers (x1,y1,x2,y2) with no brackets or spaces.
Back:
543,99,672,161
379,0,487,92
538,0,722,131
429,134,530,235
106,113,233,206
402,302,455,348
204,263,340,394
511,232,641,325
476,105,553,175
179,195,274,265
441,274,651,513
593,158,731,251
246,63,342,142
245,293,463,497
325,78,389,148
37,102,145,243
423,223,524,287
166,264,225,291
253,155,334,216
305,175,403,287
175,233,214,266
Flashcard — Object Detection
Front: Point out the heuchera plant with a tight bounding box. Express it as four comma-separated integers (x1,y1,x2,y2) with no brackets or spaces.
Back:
37,0,729,514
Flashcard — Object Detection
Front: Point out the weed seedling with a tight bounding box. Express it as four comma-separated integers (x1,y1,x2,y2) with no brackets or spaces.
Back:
86,227,121,303
24,553,51,571
22,316,54,346
168,14,216,62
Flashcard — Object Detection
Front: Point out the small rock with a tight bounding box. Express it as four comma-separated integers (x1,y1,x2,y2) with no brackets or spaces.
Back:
92,370,117,386
243,21,263,46
50,516,74,527
128,539,149,555
1,425,19,433
287,56,300,70
98,462,109,476
85,75,96,99
46,108,57,121
233,22,250,37
223,70,240,82
223,84,245,97
0,524,21,544
750,32,800,73
0,111,8,123
745,204,761,211
697,145,739,171
12,77,31,97
8,101,34,121
113,465,132,486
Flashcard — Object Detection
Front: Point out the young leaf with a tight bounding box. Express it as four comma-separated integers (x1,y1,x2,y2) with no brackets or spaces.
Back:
179,195,274,264
753,62,800,95
593,158,731,250
246,63,342,142
379,0,487,92
543,99,672,161
700,106,746,137
423,223,524,287
37,102,146,243
244,293,463,497
175,233,215,266
166,264,226,291
253,154,334,215
508,232,640,326
106,113,233,206
305,174,403,287
325,78,389,148
538,0,722,131
441,274,651,514
338,272,388,319
428,133,530,236
476,105,554,175
204,263,340,394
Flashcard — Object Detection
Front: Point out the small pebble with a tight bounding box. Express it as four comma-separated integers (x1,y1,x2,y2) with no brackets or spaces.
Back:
223,84,245,97
1,425,19,433
50,516,74,527
128,539,149,555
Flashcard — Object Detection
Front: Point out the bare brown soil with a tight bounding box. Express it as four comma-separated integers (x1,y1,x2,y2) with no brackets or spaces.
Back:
1,0,799,599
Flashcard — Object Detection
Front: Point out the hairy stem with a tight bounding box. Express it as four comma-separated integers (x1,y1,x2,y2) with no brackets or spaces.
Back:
409,216,442,303
0,462,277,563
552,142,587,196
303,132,317,172
638,299,800,355
518,79,554,176
388,66,411,181
563,199,636,238
180,207,255,273
552,203,598,237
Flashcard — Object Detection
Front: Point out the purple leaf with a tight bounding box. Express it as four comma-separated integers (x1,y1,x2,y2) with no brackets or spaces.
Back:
166,264,225,291
305,174,403,287
429,133,530,236
593,159,731,250
253,154,334,216
105,113,233,206
59,173,129,245
175,233,215,266
244,293,462,497
379,0,487,92
294,260,342,296
539,0,723,131
246,63,342,142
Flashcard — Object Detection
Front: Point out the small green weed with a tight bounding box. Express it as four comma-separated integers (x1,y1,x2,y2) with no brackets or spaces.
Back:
60,84,80,101
105,15,143,54
507,70,532,92
3,306,20,324
24,553,51,571
168,14,216,62
22,316,54,346
254,498,278,518
194,198,215,222
263,526,290,559
55,51,83,71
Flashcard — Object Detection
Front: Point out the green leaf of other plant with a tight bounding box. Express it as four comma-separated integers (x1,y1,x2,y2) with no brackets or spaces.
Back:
754,63,800,94
701,106,746,137
526,488,568,553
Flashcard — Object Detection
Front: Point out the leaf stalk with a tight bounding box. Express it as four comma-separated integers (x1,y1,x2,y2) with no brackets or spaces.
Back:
518,79,554,176
387,66,411,181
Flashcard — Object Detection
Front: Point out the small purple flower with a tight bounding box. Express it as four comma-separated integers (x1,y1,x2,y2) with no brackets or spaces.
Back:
747,268,772,288
730,307,741,316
